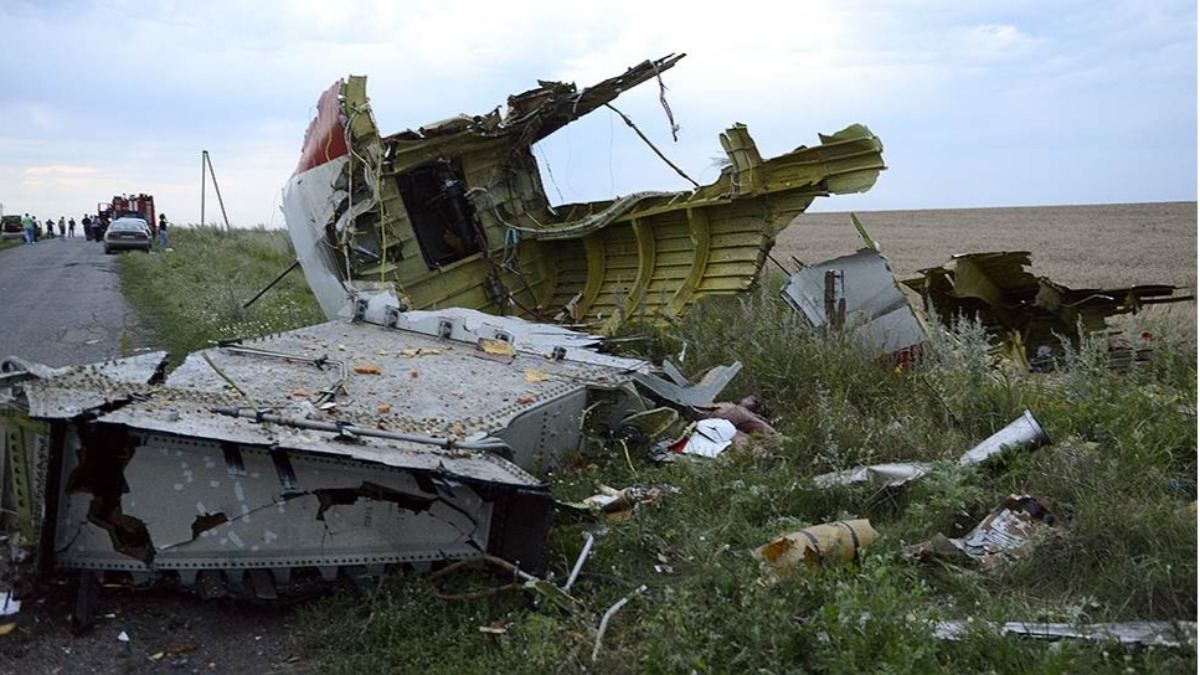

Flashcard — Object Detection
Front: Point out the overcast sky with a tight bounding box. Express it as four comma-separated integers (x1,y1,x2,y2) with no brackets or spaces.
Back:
1,0,1195,226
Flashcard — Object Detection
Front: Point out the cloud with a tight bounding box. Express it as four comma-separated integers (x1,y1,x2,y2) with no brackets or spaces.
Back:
0,0,1192,223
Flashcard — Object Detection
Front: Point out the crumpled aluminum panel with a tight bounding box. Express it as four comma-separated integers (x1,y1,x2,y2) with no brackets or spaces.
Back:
55,433,494,571
781,248,925,357
15,351,167,419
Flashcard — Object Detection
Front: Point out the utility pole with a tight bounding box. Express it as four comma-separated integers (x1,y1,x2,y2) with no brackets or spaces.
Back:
200,150,231,231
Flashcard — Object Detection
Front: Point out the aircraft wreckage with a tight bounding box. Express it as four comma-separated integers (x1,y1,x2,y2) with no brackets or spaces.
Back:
283,53,885,331
0,55,883,614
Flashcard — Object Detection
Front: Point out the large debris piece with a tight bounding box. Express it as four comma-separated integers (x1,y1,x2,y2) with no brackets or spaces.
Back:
283,55,886,333
902,251,1191,365
0,306,740,604
780,246,925,362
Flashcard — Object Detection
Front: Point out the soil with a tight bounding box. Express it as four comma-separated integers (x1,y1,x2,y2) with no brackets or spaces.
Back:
0,580,314,674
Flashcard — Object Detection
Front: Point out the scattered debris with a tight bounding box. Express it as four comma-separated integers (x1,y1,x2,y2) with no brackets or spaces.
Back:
912,495,1056,566
574,484,678,522
812,462,932,489
958,409,1050,465
633,362,743,408
933,619,1197,648
401,347,444,357
562,533,595,593
784,218,1193,368
812,410,1049,488
592,584,648,664
902,251,1192,366
675,418,738,458
523,368,551,383
754,520,878,576
353,364,382,375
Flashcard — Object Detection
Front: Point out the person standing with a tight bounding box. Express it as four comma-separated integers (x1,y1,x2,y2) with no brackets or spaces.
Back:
158,213,169,249
91,217,103,242
44,218,55,239
58,216,65,237
81,215,92,241
21,213,34,244
68,217,76,237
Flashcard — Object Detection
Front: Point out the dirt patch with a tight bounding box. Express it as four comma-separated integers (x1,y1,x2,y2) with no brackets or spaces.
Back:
0,582,315,674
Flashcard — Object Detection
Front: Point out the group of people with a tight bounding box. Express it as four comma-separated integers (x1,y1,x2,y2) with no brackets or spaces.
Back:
19,212,169,247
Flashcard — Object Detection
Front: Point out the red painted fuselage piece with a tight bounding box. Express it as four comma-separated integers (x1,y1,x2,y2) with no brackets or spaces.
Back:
294,80,349,176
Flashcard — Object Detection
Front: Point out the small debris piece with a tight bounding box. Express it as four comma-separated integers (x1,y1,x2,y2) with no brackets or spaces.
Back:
813,462,931,489
409,370,420,379
812,410,1049,489
479,624,507,635
377,403,392,414
912,495,1055,566
291,388,309,398
674,419,737,458
0,623,13,636
166,641,199,656
402,347,444,357
933,619,1197,648
149,652,165,661
576,484,677,522
516,395,534,404
958,410,1050,465
479,338,515,357
0,592,20,617
754,520,878,575
451,422,465,436
592,585,647,663
118,630,130,643
353,365,382,375
523,368,551,383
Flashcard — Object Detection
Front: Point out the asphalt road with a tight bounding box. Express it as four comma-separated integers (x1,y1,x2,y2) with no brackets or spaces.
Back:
0,236,310,673
0,236,157,367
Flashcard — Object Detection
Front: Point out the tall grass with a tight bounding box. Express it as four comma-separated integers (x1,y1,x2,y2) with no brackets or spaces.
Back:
297,284,1195,673
116,226,325,365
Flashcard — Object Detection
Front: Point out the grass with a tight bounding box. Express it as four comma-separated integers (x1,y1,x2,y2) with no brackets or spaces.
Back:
115,226,325,365
0,238,22,252
116,228,1196,673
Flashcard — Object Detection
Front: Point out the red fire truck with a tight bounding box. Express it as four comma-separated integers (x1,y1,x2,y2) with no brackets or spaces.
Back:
96,193,156,236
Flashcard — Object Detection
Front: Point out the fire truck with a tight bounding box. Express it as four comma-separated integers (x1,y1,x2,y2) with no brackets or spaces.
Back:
96,193,156,236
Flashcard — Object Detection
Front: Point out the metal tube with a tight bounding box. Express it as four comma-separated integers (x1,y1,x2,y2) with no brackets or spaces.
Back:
209,406,511,453
242,259,301,308
959,410,1051,465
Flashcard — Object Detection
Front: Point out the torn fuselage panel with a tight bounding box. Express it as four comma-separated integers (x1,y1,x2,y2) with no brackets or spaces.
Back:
283,54,886,331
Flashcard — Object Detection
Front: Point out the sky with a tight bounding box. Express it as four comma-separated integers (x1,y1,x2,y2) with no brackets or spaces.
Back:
0,0,1195,226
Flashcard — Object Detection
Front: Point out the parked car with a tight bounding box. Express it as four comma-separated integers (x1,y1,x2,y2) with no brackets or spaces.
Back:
103,217,152,253
0,215,22,240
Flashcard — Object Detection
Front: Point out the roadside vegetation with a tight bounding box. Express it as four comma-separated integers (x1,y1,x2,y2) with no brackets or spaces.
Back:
116,226,325,365
118,230,1196,673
